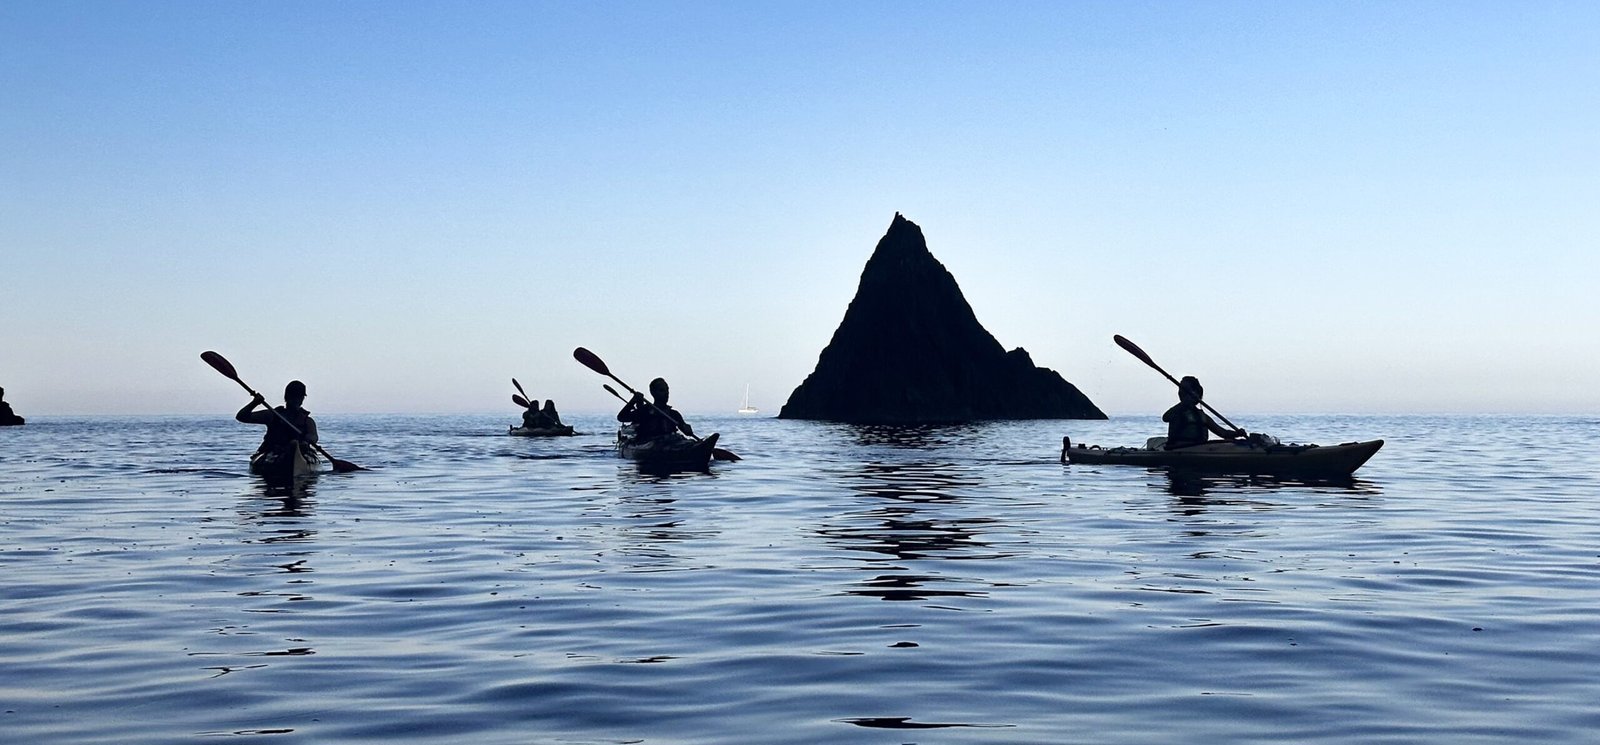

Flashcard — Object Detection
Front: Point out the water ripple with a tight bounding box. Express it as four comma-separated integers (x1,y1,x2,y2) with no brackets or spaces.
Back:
3,414,1600,743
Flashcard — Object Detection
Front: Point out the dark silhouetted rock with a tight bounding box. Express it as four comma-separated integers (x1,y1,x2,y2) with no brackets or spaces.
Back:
0,388,22,426
779,214,1105,424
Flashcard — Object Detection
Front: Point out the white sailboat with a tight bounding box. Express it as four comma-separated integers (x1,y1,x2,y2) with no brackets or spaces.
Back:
737,385,759,415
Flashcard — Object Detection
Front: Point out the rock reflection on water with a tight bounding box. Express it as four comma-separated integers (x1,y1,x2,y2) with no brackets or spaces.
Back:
846,423,990,449
843,572,987,602
821,458,1006,602
843,461,968,503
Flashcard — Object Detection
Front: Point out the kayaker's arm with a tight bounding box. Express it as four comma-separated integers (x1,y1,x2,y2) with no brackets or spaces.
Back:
1205,416,1245,440
303,416,319,445
671,410,695,438
617,395,643,422
236,393,271,424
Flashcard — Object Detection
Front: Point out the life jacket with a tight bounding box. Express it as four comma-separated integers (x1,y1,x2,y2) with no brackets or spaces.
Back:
1164,404,1210,449
623,403,680,441
259,406,312,454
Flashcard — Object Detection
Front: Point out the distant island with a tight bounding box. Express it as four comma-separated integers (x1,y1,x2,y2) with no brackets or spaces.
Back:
0,387,23,426
779,214,1104,424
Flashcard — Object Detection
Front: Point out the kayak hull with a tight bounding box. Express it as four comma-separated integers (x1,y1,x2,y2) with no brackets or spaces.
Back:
617,427,719,469
0,417,22,426
1063,437,1383,477
508,425,576,437
249,445,321,481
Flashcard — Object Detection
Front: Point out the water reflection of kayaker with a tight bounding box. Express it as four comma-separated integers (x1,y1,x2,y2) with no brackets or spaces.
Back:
1162,376,1244,450
617,378,694,440
237,380,319,456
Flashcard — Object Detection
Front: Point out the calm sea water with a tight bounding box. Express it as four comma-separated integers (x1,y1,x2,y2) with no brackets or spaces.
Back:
2,413,1598,744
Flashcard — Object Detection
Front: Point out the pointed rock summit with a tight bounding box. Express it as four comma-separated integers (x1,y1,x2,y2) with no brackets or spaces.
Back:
779,214,1105,424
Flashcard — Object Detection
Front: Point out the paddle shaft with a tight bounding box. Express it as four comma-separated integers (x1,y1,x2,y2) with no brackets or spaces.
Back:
1113,335,1244,433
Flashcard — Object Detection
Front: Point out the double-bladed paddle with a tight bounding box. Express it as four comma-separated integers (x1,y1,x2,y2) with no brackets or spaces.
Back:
1112,334,1245,435
512,378,535,408
200,351,365,472
512,394,534,409
576,347,741,462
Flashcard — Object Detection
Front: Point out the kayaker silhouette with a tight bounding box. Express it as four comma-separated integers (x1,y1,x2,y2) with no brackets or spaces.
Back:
521,400,545,429
1161,376,1245,450
540,400,565,428
520,399,566,430
617,378,695,441
237,380,319,456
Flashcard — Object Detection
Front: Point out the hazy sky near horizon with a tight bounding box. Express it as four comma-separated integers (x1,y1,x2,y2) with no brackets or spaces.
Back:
4,2,1597,417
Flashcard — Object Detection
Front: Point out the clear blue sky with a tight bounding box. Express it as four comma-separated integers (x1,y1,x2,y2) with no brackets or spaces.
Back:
3,2,1596,416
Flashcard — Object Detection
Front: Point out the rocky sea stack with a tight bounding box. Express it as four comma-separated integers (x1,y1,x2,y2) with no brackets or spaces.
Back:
779,214,1105,424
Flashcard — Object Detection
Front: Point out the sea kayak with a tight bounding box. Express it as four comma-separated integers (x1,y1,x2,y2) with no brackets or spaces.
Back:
249,444,321,481
0,417,22,426
508,424,576,437
617,426,719,469
1061,436,1383,477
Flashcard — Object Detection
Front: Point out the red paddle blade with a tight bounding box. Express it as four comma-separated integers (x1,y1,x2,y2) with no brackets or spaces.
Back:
200,350,240,381
573,347,610,377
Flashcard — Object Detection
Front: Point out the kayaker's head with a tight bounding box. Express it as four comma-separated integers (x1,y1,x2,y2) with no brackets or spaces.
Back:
543,400,557,412
284,380,308,408
1178,376,1203,404
649,378,669,404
